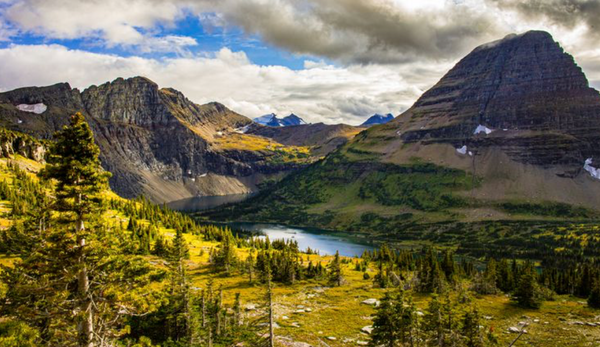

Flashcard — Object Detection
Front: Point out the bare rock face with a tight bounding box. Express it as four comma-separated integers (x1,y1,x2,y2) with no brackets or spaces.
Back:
0,76,300,202
394,30,600,169
0,129,46,162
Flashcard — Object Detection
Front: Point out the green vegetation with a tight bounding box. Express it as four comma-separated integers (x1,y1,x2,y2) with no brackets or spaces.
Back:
2,115,600,346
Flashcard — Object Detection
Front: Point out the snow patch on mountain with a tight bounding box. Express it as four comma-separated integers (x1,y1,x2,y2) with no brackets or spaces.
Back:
16,103,47,114
584,158,600,180
253,113,307,127
474,124,494,135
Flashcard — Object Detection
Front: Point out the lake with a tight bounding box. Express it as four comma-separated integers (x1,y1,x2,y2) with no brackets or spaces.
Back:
168,194,375,257
227,223,374,257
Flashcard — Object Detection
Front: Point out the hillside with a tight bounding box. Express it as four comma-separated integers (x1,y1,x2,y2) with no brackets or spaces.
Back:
0,77,323,203
211,31,600,232
2,135,600,346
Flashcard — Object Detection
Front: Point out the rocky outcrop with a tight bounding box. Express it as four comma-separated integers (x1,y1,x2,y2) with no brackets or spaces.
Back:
0,129,45,162
0,76,303,202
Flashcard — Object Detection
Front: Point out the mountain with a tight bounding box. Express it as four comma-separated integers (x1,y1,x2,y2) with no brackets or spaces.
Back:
253,113,279,126
0,77,317,202
245,122,362,156
280,113,307,126
253,113,307,127
361,113,394,126
210,31,600,231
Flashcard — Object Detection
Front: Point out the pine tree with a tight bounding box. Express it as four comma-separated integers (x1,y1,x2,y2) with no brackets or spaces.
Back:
328,251,344,286
370,292,398,347
1,113,157,346
588,278,600,309
462,307,484,347
39,113,111,347
513,264,544,309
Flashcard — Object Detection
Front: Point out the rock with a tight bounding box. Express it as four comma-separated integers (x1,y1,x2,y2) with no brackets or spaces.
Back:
361,326,373,334
362,299,380,306
305,308,312,312
295,309,306,313
533,319,540,323
508,327,521,333
326,337,336,341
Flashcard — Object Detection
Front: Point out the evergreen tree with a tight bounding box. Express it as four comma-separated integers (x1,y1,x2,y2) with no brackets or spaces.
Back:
588,279,600,309
370,289,417,347
513,264,544,309
1,113,156,346
328,251,344,286
462,307,484,347
39,113,111,346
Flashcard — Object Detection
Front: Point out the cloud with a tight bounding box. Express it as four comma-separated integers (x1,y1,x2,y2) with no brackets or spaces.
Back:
491,0,600,34
3,0,600,66
3,0,198,53
0,44,444,124
208,0,502,64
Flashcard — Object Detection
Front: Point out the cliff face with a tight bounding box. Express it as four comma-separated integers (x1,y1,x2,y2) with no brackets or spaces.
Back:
390,31,600,169
0,77,306,202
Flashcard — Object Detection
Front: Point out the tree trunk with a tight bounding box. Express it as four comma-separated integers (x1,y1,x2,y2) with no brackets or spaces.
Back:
268,275,275,347
76,217,94,347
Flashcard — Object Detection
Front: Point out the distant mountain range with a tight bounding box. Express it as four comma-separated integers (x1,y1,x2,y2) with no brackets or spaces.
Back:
361,113,394,126
254,113,307,127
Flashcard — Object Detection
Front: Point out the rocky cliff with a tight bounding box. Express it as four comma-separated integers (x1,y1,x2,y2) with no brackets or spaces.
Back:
0,77,313,202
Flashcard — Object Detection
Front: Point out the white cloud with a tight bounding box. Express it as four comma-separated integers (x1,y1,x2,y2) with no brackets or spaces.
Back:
3,0,198,53
0,44,445,125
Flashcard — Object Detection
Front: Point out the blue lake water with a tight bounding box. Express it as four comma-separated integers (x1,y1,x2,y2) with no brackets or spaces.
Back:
168,195,375,257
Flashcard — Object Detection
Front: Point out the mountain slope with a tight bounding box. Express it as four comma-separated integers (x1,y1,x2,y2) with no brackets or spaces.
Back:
211,31,600,230
0,77,313,202
245,122,362,156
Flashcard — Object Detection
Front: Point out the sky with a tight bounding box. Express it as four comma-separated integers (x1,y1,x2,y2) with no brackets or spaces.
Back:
0,0,600,125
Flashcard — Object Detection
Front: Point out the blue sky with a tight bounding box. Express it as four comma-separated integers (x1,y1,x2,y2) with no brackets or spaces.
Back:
0,11,312,70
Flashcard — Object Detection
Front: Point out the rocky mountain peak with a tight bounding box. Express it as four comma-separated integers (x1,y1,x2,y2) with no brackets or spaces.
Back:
390,30,600,168
81,76,173,126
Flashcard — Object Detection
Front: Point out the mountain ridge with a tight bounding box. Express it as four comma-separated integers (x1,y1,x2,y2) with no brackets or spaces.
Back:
0,77,310,202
